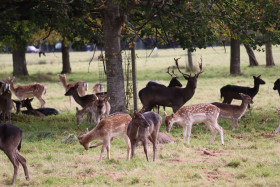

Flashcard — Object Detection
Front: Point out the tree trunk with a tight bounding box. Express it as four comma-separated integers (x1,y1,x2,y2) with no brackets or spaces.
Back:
244,44,258,66
61,38,72,74
187,49,193,72
230,38,241,75
131,45,138,111
103,0,126,113
12,48,28,76
265,34,275,67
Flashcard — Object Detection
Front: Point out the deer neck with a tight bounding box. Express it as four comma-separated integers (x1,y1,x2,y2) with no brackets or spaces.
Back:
81,128,100,144
240,100,249,111
8,81,16,94
60,77,68,90
127,122,139,140
252,82,260,96
71,90,82,103
183,83,196,101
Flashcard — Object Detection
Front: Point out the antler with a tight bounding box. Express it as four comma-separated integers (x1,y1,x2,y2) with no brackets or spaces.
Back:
195,56,203,77
174,58,191,78
171,66,178,77
167,67,173,77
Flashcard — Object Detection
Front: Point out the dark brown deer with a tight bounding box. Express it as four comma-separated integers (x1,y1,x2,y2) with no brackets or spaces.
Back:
273,79,280,96
127,111,162,161
0,86,13,122
220,75,265,107
64,84,97,107
139,58,203,113
0,123,29,185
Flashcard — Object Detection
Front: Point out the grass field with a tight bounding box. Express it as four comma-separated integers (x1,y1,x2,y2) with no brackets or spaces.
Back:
0,46,280,186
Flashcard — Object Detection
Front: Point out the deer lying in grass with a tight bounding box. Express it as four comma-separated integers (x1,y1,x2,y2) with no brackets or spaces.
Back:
164,103,224,145
0,86,13,122
220,75,265,108
127,111,162,161
13,99,45,117
76,96,110,125
275,108,280,134
58,74,88,107
139,58,203,113
77,113,131,161
212,93,253,128
0,123,29,185
14,98,59,116
7,77,47,108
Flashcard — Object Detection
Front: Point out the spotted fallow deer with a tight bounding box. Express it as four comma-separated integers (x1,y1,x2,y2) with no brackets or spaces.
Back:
212,93,253,128
164,103,224,145
58,74,88,107
77,113,131,161
7,77,47,108
275,108,280,134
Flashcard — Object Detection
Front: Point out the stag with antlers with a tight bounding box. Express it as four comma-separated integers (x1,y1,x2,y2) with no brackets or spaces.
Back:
139,58,203,113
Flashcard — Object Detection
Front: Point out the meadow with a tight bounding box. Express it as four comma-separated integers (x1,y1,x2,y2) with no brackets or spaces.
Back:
0,46,280,186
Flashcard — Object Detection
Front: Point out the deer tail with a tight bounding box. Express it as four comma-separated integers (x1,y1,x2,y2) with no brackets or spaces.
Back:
17,136,22,152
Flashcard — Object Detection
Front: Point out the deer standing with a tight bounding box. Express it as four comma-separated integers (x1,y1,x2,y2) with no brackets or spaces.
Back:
58,74,88,107
273,79,280,96
0,86,13,122
164,103,224,145
275,108,280,134
139,58,203,113
220,75,265,107
212,93,253,128
92,83,105,94
127,111,162,161
77,113,131,161
7,77,47,108
0,123,29,185
76,95,110,125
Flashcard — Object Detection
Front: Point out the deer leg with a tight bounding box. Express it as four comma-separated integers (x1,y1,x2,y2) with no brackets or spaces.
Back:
16,152,29,181
232,118,239,128
98,139,109,162
69,96,72,108
143,140,149,161
182,126,187,142
148,137,157,162
5,150,19,185
106,141,111,160
213,122,224,145
131,142,136,159
37,97,46,108
207,123,216,144
275,123,280,134
123,134,131,161
186,125,192,144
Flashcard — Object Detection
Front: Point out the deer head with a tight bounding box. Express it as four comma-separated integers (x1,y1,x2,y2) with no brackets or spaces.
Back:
253,75,265,85
239,93,254,104
164,111,175,133
132,111,151,128
174,57,203,80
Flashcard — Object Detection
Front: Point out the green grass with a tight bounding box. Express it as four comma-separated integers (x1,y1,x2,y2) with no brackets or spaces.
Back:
1,46,280,186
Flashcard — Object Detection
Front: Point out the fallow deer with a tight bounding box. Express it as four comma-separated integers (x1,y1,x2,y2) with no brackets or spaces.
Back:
77,113,131,161
220,75,265,108
58,74,88,107
7,77,47,108
0,123,29,185
275,108,280,134
127,111,162,161
212,93,253,128
273,78,280,96
164,103,224,145
0,86,13,122
92,83,105,94
76,96,110,125
139,58,203,113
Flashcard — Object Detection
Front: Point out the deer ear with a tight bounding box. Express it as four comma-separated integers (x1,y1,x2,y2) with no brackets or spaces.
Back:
258,75,261,78
76,107,79,112
133,111,137,119
253,76,256,79
85,128,89,134
164,111,168,117
30,98,34,102
183,75,189,80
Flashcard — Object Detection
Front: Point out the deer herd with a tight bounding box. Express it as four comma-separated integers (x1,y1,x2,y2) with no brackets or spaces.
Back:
0,58,280,185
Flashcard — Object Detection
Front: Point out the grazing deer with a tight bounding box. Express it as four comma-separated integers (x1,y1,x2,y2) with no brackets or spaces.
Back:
212,93,253,128
14,98,59,116
164,103,224,145
7,77,47,108
220,75,265,107
275,108,280,134
76,96,110,125
58,74,88,107
0,87,13,122
0,123,29,185
92,83,105,94
77,113,131,161
273,79,280,96
139,58,203,113
127,111,162,161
